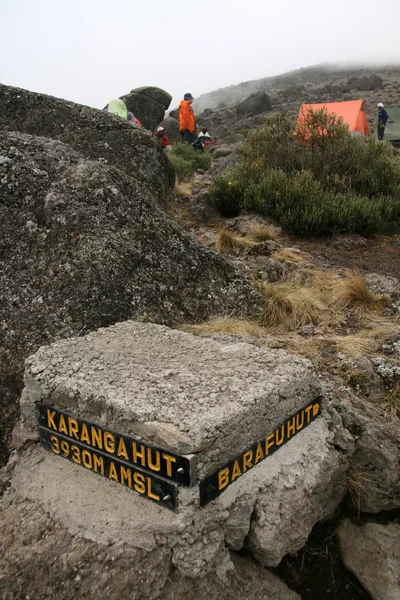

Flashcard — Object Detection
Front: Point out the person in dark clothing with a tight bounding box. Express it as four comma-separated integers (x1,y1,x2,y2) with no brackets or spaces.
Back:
377,102,389,140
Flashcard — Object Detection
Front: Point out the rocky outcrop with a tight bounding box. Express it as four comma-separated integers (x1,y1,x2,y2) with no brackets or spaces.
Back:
348,75,384,91
158,115,181,142
0,118,259,466
188,189,218,224
0,83,175,205
337,520,400,600
328,384,400,513
121,86,172,131
236,91,272,117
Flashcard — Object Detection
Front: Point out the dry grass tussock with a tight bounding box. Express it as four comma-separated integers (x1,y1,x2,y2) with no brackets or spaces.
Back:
178,316,266,338
216,226,281,254
373,386,400,420
357,325,398,339
290,334,375,366
215,229,254,253
259,283,332,331
178,268,395,347
174,179,193,198
257,272,342,331
247,224,279,242
332,272,390,312
347,466,371,516
166,202,197,230
272,248,306,264
256,270,391,333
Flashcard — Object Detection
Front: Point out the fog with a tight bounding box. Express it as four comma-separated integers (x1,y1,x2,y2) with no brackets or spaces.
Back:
1,0,400,110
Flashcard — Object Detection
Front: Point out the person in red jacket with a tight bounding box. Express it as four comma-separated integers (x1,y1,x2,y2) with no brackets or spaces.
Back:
179,93,195,144
154,126,171,149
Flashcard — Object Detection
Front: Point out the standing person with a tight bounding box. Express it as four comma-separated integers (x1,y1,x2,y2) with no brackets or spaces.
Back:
377,102,389,140
179,93,195,144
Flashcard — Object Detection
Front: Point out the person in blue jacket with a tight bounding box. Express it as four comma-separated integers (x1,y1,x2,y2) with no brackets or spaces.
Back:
377,102,389,140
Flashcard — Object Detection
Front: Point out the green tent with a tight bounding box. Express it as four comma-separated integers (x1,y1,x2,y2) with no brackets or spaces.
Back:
383,107,400,147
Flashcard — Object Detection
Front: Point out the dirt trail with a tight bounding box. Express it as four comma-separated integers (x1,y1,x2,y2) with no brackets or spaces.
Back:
293,235,400,279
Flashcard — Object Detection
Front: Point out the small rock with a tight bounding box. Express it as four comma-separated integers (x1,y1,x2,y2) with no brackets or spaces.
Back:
300,323,315,337
245,240,281,257
337,520,400,600
365,273,400,298
211,146,234,158
331,234,367,250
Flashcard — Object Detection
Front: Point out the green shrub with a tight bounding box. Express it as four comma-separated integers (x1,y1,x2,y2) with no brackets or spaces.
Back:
242,169,398,237
209,174,244,217
210,110,400,236
239,114,304,175
168,144,212,181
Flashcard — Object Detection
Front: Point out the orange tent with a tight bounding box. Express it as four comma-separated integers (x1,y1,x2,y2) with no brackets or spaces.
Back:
297,100,369,136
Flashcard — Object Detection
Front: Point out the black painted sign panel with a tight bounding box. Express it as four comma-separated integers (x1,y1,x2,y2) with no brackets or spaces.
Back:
39,427,178,511
199,399,322,506
37,403,195,486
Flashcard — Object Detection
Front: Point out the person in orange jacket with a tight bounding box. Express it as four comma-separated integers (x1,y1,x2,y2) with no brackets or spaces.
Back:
179,93,195,144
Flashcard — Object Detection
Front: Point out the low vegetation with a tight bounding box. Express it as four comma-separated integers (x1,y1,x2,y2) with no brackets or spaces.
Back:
174,177,192,198
210,175,243,217
271,248,305,263
215,227,280,254
181,268,389,335
178,263,399,422
374,386,400,419
333,272,391,311
210,111,400,236
346,466,370,516
215,229,253,253
257,275,339,331
179,316,265,338
247,224,279,242
168,144,212,181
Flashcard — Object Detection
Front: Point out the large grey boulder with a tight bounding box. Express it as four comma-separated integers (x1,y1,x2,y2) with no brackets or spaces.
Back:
0,83,175,205
337,520,400,600
158,115,181,143
0,129,259,467
211,146,234,158
236,91,272,117
121,86,172,131
349,75,382,92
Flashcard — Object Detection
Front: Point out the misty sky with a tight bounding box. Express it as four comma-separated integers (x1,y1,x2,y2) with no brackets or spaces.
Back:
1,0,400,110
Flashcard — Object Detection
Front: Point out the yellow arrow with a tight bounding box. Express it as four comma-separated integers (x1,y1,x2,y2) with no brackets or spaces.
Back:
313,403,320,417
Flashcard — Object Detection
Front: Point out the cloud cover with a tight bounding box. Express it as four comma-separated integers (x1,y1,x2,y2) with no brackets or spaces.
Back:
1,0,400,110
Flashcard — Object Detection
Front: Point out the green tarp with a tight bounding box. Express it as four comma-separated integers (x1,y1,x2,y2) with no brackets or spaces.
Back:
384,107,400,147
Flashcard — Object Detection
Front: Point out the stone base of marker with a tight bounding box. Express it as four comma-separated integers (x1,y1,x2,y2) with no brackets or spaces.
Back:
15,321,350,575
